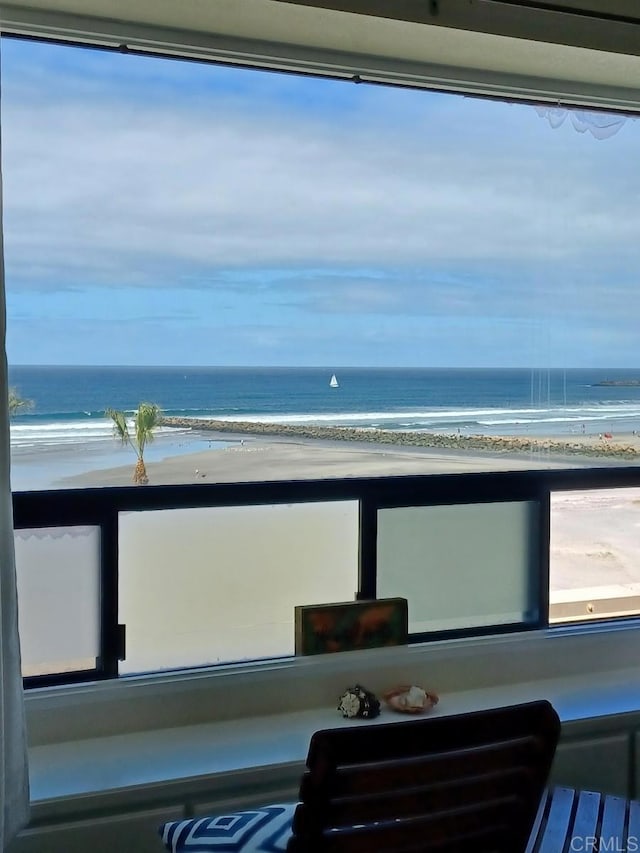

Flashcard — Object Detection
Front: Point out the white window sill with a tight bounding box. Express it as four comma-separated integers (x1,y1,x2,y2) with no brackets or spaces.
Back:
23,622,640,821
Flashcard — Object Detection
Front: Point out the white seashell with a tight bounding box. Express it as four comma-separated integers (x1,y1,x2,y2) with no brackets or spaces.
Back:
382,684,439,714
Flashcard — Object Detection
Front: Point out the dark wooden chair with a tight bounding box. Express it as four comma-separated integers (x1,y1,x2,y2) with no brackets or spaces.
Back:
287,699,561,853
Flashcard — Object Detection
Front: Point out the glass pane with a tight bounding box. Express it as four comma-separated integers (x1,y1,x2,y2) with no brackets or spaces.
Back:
550,488,640,623
118,501,359,674
377,502,539,633
15,526,100,677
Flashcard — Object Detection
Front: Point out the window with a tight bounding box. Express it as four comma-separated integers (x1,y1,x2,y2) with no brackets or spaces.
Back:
5,36,640,684
118,501,359,674
15,525,100,677
377,501,539,634
550,487,640,623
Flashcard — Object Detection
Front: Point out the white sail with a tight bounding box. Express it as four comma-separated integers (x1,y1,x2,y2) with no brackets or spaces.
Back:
329,374,339,388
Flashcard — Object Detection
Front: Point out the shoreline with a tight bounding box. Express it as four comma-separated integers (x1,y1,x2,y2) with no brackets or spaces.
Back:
11,418,640,491
51,426,640,490
159,417,640,460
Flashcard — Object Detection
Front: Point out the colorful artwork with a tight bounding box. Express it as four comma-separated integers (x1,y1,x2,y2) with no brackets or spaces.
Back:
295,598,408,655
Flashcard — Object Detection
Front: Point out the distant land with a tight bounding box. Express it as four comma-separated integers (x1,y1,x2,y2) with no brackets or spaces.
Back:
593,379,640,387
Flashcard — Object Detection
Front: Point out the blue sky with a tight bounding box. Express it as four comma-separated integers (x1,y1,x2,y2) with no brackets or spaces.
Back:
2,37,639,368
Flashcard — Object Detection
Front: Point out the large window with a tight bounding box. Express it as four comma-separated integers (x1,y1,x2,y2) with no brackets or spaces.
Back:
4,36,640,684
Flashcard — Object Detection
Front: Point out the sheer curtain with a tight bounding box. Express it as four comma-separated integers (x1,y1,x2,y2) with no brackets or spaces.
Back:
535,105,630,139
0,29,30,851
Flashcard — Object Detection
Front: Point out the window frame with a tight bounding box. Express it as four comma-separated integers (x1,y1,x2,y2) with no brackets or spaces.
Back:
14,465,640,689
6,8,640,692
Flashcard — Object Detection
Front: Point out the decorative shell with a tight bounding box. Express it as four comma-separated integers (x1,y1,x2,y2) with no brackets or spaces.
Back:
337,684,381,719
382,685,439,714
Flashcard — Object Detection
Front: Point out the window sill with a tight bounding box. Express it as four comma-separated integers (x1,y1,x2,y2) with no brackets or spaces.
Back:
24,622,640,822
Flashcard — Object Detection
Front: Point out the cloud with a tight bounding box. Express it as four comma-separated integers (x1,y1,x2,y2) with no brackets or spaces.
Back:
4,42,640,297
4,40,640,366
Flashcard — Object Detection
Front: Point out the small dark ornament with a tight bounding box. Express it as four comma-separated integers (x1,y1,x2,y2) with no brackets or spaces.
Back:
337,684,381,719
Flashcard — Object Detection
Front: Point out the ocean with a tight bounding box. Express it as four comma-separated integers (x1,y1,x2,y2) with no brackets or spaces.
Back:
8,365,640,489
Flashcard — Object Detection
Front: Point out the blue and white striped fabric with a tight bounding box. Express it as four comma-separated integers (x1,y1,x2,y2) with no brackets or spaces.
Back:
160,803,296,852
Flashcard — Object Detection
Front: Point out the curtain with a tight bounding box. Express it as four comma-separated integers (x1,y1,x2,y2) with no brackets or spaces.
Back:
535,105,630,139
0,28,30,850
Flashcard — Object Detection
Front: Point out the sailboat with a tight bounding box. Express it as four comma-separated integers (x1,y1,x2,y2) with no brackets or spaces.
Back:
329,373,339,388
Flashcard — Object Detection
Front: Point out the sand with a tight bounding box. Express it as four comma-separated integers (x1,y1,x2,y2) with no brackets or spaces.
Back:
56,432,586,488
46,414,640,488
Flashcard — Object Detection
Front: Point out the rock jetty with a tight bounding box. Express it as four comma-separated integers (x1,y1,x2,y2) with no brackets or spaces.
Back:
160,417,640,460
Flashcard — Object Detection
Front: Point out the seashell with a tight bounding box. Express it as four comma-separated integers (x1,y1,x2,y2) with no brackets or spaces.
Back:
337,684,381,719
382,684,439,714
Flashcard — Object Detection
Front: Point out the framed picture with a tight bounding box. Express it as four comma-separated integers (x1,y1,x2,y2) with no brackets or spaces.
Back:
295,597,408,656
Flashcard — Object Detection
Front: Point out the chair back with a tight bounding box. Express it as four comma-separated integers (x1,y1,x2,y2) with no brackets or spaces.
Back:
288,699,560,853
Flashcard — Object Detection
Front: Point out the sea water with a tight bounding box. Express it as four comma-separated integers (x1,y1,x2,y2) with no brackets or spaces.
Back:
8,365,640,488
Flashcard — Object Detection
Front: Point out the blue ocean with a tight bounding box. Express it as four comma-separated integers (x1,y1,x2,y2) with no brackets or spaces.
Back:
7,365,640,488
10,364,640,440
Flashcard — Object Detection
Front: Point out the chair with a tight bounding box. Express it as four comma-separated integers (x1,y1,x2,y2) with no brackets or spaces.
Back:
159,699,560,853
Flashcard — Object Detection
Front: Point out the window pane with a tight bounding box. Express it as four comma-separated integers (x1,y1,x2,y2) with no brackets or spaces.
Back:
118,501,359,674
15,526,100,677
377,502,539,632
550,488,640,623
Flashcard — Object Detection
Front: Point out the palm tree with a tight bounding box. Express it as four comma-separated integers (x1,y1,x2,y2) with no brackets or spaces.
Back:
106,402,161,485
8,387,33,418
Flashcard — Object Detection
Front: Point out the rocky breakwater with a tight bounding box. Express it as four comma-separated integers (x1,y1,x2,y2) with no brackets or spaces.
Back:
160,417,640,460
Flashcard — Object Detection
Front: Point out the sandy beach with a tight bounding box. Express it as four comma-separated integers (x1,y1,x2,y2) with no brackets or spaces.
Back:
54,432,589,489
52,423,640,489
65,438,469,486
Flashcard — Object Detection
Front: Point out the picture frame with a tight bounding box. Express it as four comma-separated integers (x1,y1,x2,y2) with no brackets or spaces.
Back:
294,597,408,656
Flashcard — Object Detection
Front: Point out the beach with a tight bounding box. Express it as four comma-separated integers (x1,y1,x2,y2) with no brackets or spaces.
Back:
51,428,617,489
11,364,640,491
47,420,640,489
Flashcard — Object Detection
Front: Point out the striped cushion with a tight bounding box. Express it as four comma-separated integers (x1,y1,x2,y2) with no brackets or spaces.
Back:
160,803,296,852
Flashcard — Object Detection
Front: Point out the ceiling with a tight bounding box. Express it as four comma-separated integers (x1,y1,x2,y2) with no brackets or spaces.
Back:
1,0,640,109
279,0,640,54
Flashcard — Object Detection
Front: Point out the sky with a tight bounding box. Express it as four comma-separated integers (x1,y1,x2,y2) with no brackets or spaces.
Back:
2,37,639,368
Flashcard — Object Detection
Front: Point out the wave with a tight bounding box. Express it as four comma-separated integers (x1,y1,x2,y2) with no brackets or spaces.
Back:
479,414,638,426
10,398,640,452
13,421,114,434
209,402,640,428
10,417,192,449
210,408,544,425
12,409,137,420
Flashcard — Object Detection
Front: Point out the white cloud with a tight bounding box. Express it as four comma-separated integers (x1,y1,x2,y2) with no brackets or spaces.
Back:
4,42,640,366
4,55,640,296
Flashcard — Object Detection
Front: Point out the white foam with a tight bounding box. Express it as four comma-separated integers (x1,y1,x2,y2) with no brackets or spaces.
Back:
211,407,543,425
11,398,640,454
10,419,190,449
